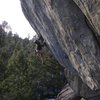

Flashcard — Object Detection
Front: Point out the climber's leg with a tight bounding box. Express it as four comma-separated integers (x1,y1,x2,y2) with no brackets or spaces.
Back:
39,50,44,64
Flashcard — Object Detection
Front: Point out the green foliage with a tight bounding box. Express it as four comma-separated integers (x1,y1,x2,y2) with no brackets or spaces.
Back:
0,21,66,100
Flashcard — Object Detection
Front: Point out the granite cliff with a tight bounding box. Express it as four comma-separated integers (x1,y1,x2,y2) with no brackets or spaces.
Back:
20,0,100,99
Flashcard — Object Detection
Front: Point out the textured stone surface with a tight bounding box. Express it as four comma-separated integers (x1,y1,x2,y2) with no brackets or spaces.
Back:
64,68,100,99
73,0,100,39
20,0,100,99
20,0,100,90
56,71,100,100
56,84,81,100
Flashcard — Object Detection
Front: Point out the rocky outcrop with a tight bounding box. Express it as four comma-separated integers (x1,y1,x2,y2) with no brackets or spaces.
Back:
63,68,100,99
73,0,100,39
56,84,81,100
20,0,100,99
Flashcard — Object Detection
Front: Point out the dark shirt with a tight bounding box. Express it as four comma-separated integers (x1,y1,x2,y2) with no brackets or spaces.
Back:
35,40,43,51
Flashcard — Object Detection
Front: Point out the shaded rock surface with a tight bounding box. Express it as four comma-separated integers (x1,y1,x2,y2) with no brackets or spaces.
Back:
20,0,100,99
64,68,100,99
73,0,100,39
56,84,81,100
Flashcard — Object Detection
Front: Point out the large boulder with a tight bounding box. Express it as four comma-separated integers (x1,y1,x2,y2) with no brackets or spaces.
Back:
20,0,100,99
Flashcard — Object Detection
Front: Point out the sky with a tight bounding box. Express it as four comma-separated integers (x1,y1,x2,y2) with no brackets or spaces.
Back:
0,0,36,39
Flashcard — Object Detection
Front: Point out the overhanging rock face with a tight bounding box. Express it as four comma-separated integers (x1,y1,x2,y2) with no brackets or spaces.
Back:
73,0,100,38
20,0,100,91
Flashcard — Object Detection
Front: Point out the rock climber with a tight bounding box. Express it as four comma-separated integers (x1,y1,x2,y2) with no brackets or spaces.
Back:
34,35,45,64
